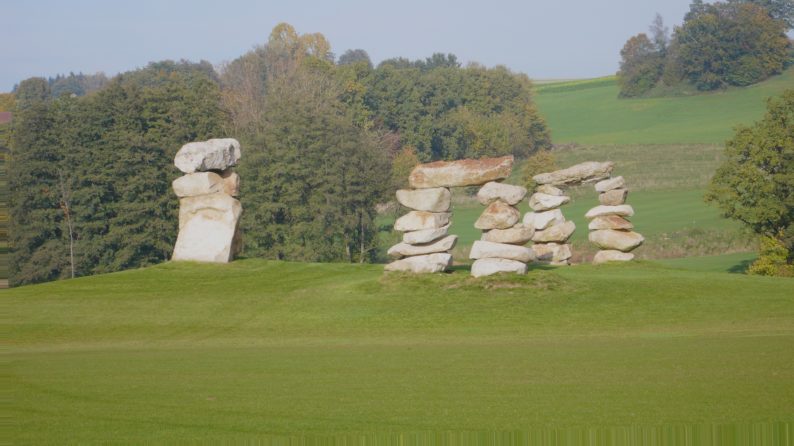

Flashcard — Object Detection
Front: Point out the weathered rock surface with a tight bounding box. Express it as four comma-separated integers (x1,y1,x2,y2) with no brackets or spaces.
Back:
396,187,451,212
470,258,528,277
593,250,635,264
409,156,514,188
403,224,450,244
523,209,565,231
599,188,628,206
394,211,452,232
172,172,223,198
482,224,534,245
533,161,614,186
529,193,571,211
589,229,644,252
469,240,534,262
475,201,520,230
532,220,576,243
384,253,452,273
476,181,527,205
594,176,625,193
588,215,634,231
387,235,458,258
173,193,242,263
221,169,240,197
585,205,635,219
174,138,241,174
535,184,564,196
532,243,572,263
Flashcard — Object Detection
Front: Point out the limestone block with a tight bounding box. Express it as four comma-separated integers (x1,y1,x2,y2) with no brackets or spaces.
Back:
394,211,451,232
174,138,241,173
529,193,571,211
403,224,450,245
585,205,635,219
409,156,513,188
172,172,224,198
384,253,452,273
593,250,635,264
469,240,534,262
588,215,634,231
476,181,527,205
589,230,644,252
594,176,625,193
471,258,528,277
387,235,458,259
523,209,565,231
481,224,534,245
599,188,628,206
173,193,242,263
396,187,451,212
532,220,576,243
533,161,614,186
475,201,520,230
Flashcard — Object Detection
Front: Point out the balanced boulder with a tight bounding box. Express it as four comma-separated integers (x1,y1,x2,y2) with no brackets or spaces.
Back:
403,224,450,245
173,193,242,263
523,209,565,231
475,201,520,230
172,172,224,198
599,188,628,206
531,243,572,263
387,235,457,258
221,169,240,197
174,138,241,174
529,193,571,211
470,240,534,263
394,211,451,232
585,204,635,219
396,187,451,212
482,224,534,245
476,181,527,206
533,161,614,186
588,215,634,231
589,229,644,252
385,253,453,273
409,155,513,188
532,220,576,243
470,258,528,278
594,176,625,193
593,250,635,264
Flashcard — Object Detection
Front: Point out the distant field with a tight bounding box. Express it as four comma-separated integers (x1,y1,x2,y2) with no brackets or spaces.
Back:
6,259,793,440
534,68,793,145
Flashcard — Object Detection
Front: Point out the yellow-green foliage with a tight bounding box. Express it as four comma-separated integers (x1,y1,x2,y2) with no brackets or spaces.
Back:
0,93,14,111
749,236,794,276
520,151,558,189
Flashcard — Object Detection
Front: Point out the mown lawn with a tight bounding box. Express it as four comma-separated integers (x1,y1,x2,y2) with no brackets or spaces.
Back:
534,68,793,145
6,259,793,441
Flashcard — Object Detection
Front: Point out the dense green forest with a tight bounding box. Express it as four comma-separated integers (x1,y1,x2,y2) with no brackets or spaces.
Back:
6,23,550,286
618,0,792,96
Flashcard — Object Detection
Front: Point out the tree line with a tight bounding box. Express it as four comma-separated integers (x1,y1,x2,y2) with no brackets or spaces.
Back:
7,23,551,286
618,0,793,97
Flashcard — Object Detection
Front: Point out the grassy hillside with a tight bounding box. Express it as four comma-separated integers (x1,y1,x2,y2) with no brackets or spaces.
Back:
6,259,793,441
534,68,793,145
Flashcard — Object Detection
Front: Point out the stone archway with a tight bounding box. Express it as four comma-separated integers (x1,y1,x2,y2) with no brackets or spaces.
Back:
386,157,643,275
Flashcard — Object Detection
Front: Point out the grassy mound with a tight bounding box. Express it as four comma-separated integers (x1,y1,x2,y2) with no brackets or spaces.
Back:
6,259,793,440
534,68,793,145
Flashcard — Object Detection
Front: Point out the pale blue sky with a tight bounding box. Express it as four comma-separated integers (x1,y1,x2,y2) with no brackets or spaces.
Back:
1,0,694,92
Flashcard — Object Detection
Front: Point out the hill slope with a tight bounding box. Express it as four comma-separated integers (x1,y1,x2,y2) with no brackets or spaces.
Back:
534,68,793,145
6,260,794,440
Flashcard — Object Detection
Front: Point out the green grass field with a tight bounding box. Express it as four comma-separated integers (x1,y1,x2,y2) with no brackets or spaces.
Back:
534,68,793,145
5,259,793,441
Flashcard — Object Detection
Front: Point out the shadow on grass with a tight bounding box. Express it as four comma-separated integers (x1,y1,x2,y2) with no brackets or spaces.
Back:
728,259,754,274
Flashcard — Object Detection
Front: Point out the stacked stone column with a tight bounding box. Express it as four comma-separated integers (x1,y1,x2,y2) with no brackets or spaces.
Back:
469,182,534,277
524,185,576,265
385,188,456,273
385,155,515,274
586,176,644,263
171,138,243,263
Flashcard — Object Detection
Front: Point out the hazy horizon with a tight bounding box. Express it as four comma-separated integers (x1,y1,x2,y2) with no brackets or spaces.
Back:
2,0,695,92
